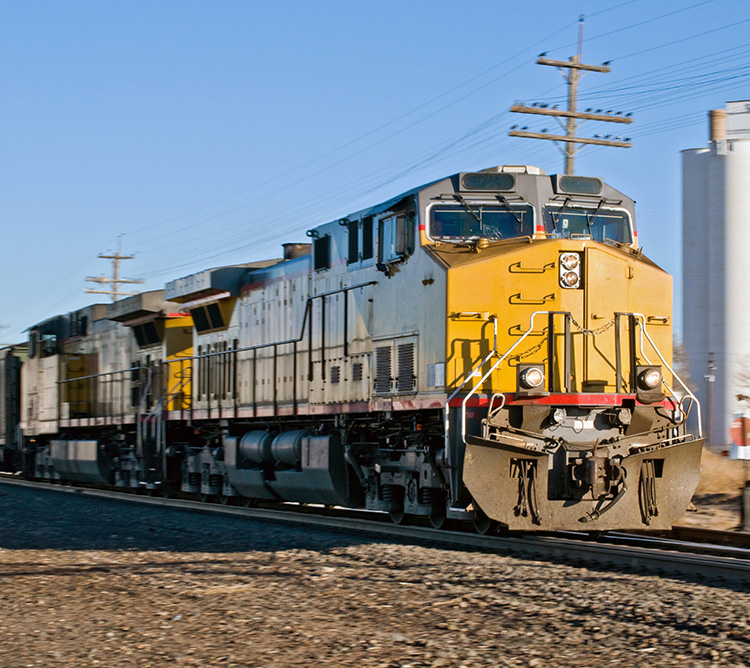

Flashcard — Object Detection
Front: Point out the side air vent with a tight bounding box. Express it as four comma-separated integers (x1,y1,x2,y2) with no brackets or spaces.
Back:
330,366,341,384
374,347,392,395
397,343,416,394
352,362,363,382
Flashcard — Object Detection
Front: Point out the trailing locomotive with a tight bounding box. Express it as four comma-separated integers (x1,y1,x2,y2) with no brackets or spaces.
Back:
1,165,703,532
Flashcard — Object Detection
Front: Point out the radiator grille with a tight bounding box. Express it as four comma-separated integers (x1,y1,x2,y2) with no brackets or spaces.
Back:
374,346,392,394
397,342,416,394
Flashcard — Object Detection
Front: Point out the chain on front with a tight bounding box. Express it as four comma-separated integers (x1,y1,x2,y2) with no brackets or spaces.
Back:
504,316,616,364
568,315,615,337
508,337,547,362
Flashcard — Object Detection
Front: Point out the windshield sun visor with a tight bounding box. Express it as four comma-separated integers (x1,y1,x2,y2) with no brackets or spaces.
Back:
459,172,516,192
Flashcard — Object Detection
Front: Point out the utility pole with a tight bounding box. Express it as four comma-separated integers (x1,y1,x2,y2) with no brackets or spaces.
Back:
509,16,633,174
705,352,716,449
85,238,143,302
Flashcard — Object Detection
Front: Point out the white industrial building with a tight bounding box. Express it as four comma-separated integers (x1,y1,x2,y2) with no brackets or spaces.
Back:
682,100,750,458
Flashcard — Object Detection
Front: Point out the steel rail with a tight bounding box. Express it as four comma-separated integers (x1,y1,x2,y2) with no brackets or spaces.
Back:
0,476,747,583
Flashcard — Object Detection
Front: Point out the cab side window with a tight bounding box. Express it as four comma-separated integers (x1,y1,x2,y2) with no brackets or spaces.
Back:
361,216,374,260
347,217,375,267
313,235,331,271
347,220,359,264
379,213,414,264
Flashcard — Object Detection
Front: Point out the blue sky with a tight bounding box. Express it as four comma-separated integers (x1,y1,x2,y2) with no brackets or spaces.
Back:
2,0,749,342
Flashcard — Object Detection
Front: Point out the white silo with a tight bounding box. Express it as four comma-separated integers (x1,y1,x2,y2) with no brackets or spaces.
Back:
682,100,750,456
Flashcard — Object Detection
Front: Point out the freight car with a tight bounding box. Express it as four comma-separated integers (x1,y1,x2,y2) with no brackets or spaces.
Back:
4,165,703,532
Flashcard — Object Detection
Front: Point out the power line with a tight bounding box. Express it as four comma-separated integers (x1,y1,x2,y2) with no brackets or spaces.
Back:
122,11,750,278
545,0,715,56
611,16,750,63
121,2,649,247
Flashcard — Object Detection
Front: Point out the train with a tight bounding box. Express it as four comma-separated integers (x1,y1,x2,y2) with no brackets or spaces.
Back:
0,164,704,532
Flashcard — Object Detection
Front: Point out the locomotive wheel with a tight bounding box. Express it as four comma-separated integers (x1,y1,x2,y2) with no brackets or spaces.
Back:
389,509,405,524
472,512,495,535
241,496,257,508
218,494,232,505
429,513,446,529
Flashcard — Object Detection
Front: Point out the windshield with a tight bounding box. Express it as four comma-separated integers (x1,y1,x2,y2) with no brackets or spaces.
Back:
543,206,633,244
429,204,534,241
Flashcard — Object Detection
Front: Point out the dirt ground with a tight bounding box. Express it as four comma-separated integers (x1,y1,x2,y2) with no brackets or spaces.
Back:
675,448,749,530
0,451,748,668
1,483,749,668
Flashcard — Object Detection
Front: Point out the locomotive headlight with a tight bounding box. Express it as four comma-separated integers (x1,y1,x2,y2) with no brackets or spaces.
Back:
520,367,544,388
560,253,580,270
562,271,579,287
517,363,547,397
559,252,582,289
637,367,662,390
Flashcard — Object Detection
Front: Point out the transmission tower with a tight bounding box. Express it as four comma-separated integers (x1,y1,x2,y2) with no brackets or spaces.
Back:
85,238,143,302
509,16,633,174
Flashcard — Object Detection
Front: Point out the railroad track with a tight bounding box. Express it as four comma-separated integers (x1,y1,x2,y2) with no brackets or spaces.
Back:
1,475,748,583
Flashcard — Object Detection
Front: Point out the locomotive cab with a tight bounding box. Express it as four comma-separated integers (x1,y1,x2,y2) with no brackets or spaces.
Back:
420,166,702,531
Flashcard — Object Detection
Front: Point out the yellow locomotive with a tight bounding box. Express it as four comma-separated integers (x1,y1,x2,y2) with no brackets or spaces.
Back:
7,165,702,532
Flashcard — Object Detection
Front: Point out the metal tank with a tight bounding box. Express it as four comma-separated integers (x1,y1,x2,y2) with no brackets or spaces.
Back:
682,101,750,453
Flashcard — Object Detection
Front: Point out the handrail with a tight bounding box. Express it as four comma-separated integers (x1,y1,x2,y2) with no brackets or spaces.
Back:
164,369,192,410
56,280,379,423
56,365,151,439
448,310,701,448
630,312,703,439
459,310,550,445
56,365,148,384
161,280,379,364
616,311,702,437
160,279,378,392
444,315,497,467
137,367,155,455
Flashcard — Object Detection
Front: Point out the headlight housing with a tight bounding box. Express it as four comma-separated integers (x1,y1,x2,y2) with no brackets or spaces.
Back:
635,365,664,402
559,252,582,289
517,364,547,396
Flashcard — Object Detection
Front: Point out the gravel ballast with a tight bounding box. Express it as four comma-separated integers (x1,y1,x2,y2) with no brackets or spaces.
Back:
0,484,748,668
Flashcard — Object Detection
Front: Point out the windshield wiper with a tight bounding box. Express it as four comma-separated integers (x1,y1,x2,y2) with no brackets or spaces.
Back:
453,194,481,223
550,196,571,235
585,198,605,237
495,194,525,228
